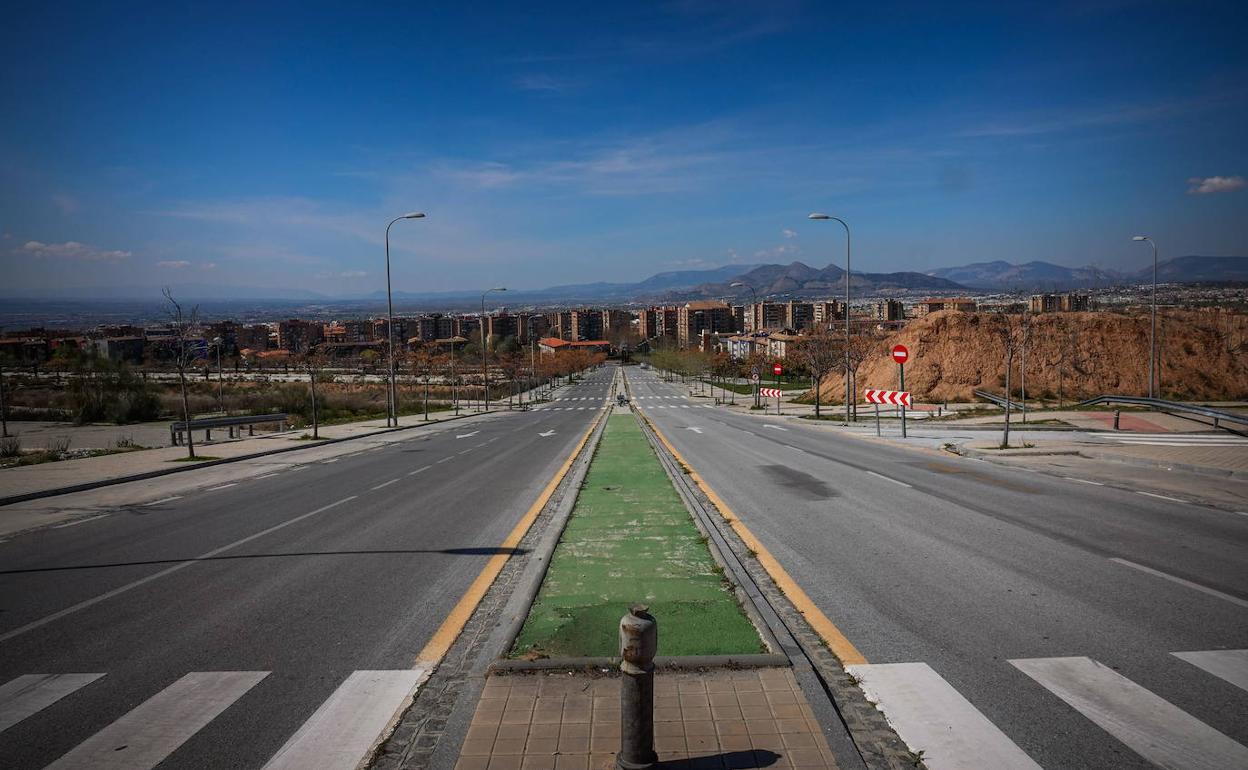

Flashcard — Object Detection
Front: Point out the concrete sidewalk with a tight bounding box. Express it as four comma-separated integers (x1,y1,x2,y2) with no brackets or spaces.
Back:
457,669,838,770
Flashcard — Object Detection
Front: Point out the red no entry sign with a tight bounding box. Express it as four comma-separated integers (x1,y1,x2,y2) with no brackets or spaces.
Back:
773,364,783,375
891,344,909,365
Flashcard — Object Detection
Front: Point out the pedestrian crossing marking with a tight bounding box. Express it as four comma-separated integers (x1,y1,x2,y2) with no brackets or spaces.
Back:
846,662,1040,769
1010,656,1248,769
45,671,269,769
0,673,105,734
262,669,429,770
1090,432,1248,446
1172,649,1248,693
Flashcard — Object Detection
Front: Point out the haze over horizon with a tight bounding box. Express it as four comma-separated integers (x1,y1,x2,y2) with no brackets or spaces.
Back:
3,1,1246,298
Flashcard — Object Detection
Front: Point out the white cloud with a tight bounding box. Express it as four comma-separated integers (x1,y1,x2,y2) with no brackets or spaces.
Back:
782,228,797,239
1187,175,1244,195
19,240,131,262
157,260,192,269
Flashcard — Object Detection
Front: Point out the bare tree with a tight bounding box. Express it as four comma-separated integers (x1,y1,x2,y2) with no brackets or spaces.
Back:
845,328,880,421
301,348,328,438
993,315,1027,448
164,288,201,459
790,331,843,419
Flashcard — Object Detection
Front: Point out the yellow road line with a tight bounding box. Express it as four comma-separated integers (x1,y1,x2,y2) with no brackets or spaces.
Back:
415,405,608,667
638,409,868,666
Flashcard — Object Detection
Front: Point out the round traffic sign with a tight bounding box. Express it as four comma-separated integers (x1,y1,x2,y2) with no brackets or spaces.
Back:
773,364,783,376
891,344,909,365
751,374,760,383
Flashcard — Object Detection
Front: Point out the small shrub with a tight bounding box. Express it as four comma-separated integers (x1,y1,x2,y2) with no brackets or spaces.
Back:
0,435,21,458
46,436,71,455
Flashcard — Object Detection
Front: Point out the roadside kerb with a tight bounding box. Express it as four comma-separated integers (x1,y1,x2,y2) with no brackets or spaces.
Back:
0,411,485,507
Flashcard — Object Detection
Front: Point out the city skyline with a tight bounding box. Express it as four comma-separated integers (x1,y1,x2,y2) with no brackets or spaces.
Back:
3,1,1246,298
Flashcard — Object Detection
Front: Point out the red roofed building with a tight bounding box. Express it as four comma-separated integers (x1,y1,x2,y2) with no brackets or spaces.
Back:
538,337,611,355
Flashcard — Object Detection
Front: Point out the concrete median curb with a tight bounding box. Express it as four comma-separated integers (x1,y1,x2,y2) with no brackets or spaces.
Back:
949,441,1245,480
0,411,482,507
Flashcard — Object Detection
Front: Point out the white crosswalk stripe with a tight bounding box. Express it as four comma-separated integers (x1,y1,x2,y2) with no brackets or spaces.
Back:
0,673,105,733
263,669,430,770
846,662,1039,769
1011,656,1248,769
1171,649,1248,693
45,671,269,769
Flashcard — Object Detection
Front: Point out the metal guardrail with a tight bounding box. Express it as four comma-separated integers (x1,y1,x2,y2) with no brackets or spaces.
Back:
170,413,288,445
972,389,1025,410
1073,396,1248,431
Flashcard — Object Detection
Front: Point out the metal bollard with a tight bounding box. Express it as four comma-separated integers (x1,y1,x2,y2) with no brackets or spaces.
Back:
618,605,658,770
1113,409,1121,430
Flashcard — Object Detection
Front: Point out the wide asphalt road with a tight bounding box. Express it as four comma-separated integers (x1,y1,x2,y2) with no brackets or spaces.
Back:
626,367,1248,770
0,369,613,769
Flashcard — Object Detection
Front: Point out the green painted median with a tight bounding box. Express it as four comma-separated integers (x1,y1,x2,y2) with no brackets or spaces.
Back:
511,413,763,658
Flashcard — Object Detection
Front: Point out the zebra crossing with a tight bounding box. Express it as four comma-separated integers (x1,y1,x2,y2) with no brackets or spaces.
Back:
1091,431,1248,447
0,667,429,769
846,649,1248,769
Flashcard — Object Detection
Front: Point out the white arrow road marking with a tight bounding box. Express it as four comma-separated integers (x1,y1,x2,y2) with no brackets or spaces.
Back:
456,431,480,439
684,427,703,434
539,430,556,437
762,425,787,431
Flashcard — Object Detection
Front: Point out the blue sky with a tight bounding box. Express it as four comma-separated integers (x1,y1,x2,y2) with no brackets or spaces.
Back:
2,0,1246,297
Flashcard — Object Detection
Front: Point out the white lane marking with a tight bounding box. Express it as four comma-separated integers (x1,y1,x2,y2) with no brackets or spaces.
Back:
458,449,473,455
1109,558,1248,608
261,668,430,770
257,473,279,479
0,497,357,643
787,446,805,453
52,514,112,529
144,496,181,507
455,431,480,439
44,671,269,770
0,673,106,733
1171,650,1248,693
1010,656,1248,769
322,458,339,464
1063,477,1104,486
539,430,557,437
287,465,307,472
371,479,399,491
684,427,703,434
846,662,1039,770
436,457,453,464
867,470,912,488
1137,491,1185,503
762,424,787,431
408,466,432,476
207,483,239,491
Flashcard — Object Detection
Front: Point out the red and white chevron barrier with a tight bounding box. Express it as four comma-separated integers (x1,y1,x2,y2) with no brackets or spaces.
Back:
759,388,784,398
864,388,911,407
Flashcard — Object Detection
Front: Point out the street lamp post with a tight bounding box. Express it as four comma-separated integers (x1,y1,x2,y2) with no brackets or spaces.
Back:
384,212,426,427
809,213,852,422
481,287,506,412
1132,236,1158,399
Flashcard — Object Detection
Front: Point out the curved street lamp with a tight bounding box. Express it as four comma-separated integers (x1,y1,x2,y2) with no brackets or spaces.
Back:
1132,235,1159,399
808,213,853,421
481,287,507,412
383,212,426,427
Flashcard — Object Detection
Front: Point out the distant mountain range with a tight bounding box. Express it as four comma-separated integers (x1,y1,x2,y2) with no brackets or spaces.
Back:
5,256,1244,309
925,256,1248,291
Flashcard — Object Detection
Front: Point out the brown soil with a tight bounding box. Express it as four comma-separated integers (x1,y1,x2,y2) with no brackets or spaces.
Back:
816,309,1248,404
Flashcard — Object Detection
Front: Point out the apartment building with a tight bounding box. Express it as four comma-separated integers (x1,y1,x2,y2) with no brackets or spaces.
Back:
570,309,604,341
784,301,815,331
873,299,904,321
746,302,786,332
914,297,978,316
1030,293,1091,313
676,300,735,347
277,319,325,353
